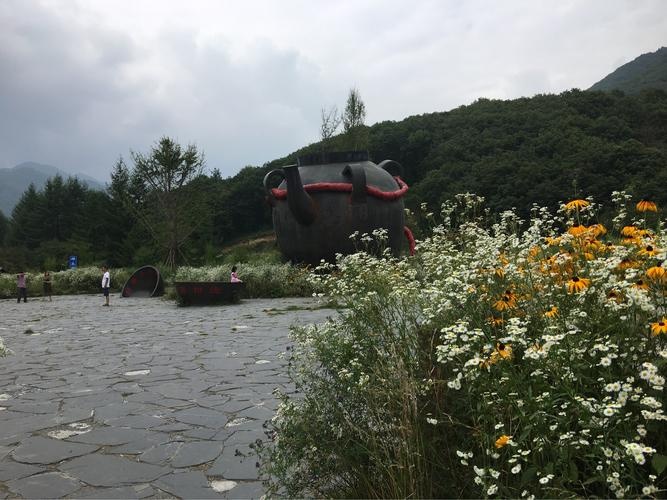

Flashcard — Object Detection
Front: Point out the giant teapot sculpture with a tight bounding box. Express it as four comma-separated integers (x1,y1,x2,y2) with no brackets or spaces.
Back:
263,151,412,264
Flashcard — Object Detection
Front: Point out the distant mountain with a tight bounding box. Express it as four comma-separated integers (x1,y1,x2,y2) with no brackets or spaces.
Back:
0,162,104,217
589,47,667,93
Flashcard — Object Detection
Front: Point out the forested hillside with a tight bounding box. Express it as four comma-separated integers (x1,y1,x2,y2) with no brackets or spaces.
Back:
589,46,667,94
1,88,666,271
402,89,667,215
299,88,667,216
0,162,103,216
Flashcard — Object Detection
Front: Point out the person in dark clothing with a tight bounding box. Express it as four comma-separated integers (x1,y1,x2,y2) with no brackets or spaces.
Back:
43,271,52,301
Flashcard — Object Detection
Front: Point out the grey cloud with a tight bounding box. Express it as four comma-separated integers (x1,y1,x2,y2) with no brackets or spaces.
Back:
1,0,666,181
0,1,160,176
0,1,328,180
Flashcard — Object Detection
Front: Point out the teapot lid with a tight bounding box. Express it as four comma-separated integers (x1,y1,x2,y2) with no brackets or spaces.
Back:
297,150,369,166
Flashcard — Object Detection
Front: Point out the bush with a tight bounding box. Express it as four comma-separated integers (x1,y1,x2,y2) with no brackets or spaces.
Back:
0,266,131,299
262,193,667,498
0,336,9,357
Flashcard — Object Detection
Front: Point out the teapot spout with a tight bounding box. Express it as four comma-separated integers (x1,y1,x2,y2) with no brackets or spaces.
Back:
283,165,316,225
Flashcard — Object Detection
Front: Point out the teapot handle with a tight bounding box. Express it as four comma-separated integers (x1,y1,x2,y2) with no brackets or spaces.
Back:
343,164,367,204
263,169,285,206
377,159,404,178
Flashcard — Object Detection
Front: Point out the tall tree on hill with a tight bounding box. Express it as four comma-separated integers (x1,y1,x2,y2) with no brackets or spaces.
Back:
320,105,341,152
0,211,7,246
42,176,88,242
8,184,45,249
343,87,368,150
110,137,207,270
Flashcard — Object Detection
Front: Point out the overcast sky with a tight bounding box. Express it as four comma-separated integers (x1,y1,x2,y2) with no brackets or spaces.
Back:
1,0,666,182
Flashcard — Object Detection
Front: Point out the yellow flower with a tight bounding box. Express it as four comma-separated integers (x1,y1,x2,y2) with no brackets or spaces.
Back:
637,229,654,239
622,237,642,246
646,266,666,282
567,276,591,294
544,306,559,318
493,297,512,311
621,226,638,237
633,279,649,291
651,319,667,336
480,343,513,368
488,316,504,327
496,342,512,360
528,246,542,260
636,200,658,212
526,343,544,355
567,224,588,237
493,292,517,311
564,199,589,211
495,434,512,449
607,289,624,303
589,223,607,237
639,245,659,257
617,258,637,271
583,238,603,253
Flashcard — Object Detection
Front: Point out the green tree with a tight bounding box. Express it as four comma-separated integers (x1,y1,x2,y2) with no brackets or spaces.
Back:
320,105,341,152
8,184,45,249
0,211,7,246
111,137,207,269
342,87,368,150
41,176,88,242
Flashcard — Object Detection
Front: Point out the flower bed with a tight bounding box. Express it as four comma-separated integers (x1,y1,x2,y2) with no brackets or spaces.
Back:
263,193,666,498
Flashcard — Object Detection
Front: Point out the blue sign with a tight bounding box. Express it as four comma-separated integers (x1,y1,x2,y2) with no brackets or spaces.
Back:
68,255,78,269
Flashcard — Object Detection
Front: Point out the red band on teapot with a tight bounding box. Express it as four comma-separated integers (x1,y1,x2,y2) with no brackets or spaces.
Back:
271,176,408,201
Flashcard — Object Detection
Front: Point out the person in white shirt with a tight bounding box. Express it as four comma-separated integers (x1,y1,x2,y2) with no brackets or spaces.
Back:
101,266,110,306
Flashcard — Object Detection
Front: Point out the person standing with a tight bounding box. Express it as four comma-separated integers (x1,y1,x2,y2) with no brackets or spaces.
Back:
17,272,27,303
43,271,52,301
101,266,110,306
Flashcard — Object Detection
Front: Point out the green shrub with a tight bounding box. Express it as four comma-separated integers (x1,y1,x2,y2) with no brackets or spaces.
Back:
0,266,131,299
0,337,9,357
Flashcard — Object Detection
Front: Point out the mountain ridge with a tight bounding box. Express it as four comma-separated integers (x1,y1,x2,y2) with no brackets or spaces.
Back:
589,47,667,93
0,162,104,217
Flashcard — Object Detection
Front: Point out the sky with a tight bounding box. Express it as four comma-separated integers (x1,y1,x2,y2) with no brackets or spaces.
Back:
1,0,666,183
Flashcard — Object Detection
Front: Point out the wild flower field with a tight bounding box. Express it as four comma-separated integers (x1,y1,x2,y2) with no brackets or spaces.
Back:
263,192,666,498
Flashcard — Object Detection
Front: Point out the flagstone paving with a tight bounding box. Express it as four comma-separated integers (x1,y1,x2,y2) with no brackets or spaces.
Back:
0,295,333,499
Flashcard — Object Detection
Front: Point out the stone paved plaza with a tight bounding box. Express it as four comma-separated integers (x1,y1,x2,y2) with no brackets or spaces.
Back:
0,294,333,499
